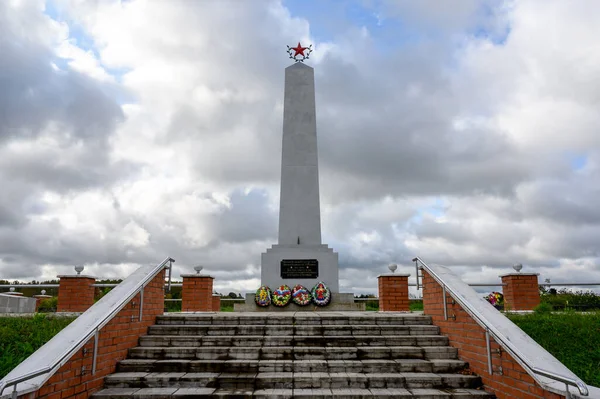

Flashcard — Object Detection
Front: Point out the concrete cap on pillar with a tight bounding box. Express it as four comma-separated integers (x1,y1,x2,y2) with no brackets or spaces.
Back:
180,274,214,278
499,273,540,277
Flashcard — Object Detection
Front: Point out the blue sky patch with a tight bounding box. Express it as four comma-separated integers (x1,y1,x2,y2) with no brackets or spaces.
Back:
568,154,587,171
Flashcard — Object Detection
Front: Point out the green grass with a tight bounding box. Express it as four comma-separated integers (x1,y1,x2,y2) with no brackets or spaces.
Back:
0,314,76,379
364,300,423,312
506,311,600,386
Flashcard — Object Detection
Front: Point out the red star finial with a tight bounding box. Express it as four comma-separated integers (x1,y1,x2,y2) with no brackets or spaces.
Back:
287,42,313,62
291,42,307,57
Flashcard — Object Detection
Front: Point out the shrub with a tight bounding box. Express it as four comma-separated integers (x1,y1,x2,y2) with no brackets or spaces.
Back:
534,302,553,314
540,288,600,311
37,297,57,313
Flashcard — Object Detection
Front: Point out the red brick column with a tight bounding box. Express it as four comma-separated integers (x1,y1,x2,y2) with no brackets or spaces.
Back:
422,270,564,399
57,275,96,312
181,274,214,312
212,295,221,312
500,273,540,311
378,274,410,311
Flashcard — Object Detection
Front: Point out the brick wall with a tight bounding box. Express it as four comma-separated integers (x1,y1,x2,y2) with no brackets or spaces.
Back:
56,276,96,313
501,273,541,311
21,269,166,399
181,275,214,312
378,274,410,311
212,295,221,312
422,270,564,399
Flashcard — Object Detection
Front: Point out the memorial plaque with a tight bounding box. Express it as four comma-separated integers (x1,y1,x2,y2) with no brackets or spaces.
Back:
281,259,319,279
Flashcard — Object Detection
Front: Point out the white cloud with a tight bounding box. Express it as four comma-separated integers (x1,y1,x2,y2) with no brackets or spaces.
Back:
2,0,600,296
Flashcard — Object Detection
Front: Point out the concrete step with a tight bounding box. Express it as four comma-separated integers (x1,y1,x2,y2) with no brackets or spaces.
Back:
104,371,483,390
146,324,440,336
91,387,495,398
155,314,433,326
128,346,458,361
117,359,468,374
138,335,450,347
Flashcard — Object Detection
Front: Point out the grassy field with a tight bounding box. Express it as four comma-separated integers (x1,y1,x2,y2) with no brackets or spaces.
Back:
0,314,76,379
507,310,600,386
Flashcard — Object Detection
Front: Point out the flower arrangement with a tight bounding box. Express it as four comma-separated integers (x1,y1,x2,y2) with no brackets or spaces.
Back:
255,286,272,307
311,281,331,306
272,284,292,307
291,284,311,306
484,291,504,309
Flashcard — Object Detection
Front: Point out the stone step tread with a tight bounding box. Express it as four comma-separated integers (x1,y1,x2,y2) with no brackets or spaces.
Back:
131,346,455,351
155,317,433,326
105,371,480,380
128,346,457,361
104,371,482,390
91,387,494,398
150,324,434,328
139,335,449,346
146,325,440,336
140,334,448,339
116,358,467,374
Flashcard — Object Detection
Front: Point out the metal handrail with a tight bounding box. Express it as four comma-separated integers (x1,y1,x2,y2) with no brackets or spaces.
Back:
412,257,589,398
0,257,174,399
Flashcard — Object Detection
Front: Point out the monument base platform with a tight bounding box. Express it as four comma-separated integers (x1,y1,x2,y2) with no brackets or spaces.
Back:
234,292,365,312
261,244,339,293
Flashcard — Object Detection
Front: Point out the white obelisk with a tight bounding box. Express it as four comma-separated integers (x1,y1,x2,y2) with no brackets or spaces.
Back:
278,62,322,246
261,57,339,293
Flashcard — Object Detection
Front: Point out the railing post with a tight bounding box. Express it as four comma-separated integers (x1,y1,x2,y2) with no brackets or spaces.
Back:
415,259,421,289
442,285,448,320
139,288,144,321
485,329,493,375
92,329,99,375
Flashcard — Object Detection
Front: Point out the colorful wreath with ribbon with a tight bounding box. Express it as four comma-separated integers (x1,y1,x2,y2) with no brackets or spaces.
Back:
272,284,292,307
255,285,272,307
291,284,311,306
484,291,504,309
311,281,331,306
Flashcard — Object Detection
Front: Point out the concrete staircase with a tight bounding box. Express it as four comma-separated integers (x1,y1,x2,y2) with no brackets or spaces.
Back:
92,312,495,398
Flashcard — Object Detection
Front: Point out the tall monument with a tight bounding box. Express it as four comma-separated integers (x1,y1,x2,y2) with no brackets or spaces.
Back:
261,43,339,292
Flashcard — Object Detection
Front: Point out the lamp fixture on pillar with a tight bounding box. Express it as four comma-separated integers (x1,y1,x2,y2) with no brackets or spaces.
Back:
74,265,84,275
388,264,398,273
513,263,523,273
194,265,203,274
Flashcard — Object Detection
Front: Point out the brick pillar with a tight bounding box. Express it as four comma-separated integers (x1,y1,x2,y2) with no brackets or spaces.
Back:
378,274,410,311
33,294,52,312
500,273,540,311
212,295,221,312
181,274,214,312
57,275,96,312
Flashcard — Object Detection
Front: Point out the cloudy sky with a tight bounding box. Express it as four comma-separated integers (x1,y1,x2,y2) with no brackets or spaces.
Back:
2,0,600,295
